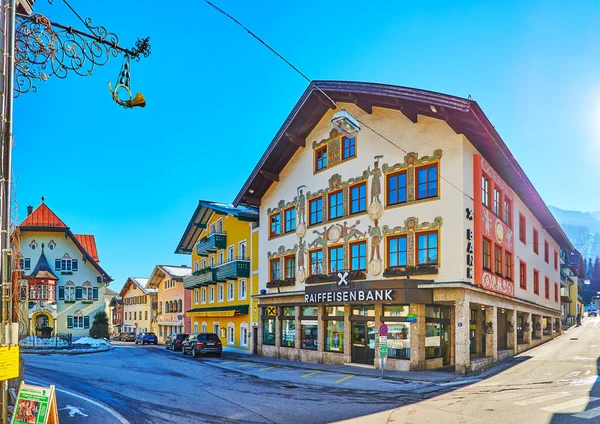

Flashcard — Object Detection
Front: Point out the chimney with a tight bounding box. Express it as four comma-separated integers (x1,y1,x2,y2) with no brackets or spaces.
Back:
27,205,33,216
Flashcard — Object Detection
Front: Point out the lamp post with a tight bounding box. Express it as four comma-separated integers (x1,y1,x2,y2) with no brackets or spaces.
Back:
0,1,151,420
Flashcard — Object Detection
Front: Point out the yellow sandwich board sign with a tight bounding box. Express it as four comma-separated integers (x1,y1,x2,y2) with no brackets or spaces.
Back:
12,382,59,424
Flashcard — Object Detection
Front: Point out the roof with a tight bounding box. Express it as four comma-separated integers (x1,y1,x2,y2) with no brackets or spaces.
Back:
28,245,58,280
74,235,99,262
20,202,67,228
118,277,156,298
232,80,573,251
146,265,192,288
174,200,259,254
104,287,118,296
160,265,192,278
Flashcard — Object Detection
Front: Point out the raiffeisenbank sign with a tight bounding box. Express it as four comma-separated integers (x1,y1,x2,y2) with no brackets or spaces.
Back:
304,289,394,304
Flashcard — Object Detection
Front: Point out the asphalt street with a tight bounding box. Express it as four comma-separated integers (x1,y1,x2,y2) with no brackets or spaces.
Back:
22,317,600,424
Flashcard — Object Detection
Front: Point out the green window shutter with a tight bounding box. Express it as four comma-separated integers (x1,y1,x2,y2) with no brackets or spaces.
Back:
55,259,61,271
84,316,90,329
72,259,78,271
93,287,98,301
58,286,64,300
67,316,73,328
75,287,82,300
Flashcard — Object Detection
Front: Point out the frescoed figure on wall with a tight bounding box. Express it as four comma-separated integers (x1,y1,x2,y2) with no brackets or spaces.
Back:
296,186,307,226
369,155,383,204
368,220,382,262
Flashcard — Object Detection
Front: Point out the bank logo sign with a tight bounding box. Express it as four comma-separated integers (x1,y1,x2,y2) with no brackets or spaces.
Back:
337,271,349,286
305,289,394,304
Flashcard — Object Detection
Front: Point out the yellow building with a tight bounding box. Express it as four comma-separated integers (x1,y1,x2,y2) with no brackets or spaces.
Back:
175,201,259,353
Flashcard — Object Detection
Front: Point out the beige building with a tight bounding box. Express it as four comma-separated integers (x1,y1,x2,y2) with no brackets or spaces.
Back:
233,81,573,374
119,277,156,335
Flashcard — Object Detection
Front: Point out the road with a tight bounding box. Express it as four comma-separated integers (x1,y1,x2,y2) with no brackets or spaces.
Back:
22,316,600,423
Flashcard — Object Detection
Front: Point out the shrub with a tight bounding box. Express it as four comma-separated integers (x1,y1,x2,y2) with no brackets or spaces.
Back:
89,311,109,339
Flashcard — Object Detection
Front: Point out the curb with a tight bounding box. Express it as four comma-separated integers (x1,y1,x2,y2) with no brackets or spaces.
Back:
20,345,111,355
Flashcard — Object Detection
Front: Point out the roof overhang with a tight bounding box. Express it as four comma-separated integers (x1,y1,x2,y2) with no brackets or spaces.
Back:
174,202,215,255
232,80,573,250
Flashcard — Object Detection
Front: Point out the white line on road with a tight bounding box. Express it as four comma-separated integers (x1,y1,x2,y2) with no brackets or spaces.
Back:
541,397,599,413
513,392,572,406
28,379,130,424
573,405,600,419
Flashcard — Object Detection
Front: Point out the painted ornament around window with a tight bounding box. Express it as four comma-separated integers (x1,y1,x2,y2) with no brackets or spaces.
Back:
368,155,384,220
48,240,56,250
327,224,342,243
296,240,306,284
296,185,307,239
368,219,383,276
29,239,38,250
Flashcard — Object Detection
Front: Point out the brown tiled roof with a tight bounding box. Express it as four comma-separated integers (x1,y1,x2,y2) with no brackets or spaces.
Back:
20,203,67,228
74,234,99,262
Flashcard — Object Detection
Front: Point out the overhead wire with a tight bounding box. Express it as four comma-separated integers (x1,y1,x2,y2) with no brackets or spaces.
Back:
204,0,474,201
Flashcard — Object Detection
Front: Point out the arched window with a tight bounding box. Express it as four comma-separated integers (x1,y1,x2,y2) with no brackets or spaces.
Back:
165,302,170,313
82,281,93,301
194,322,198,332
65,281,76,301
178,299,182,313
240,322,249,347
227,322,235,346
202,321,207,332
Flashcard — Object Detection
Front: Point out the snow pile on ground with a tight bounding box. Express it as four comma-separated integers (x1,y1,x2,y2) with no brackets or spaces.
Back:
73,337,111,348
19,336,69,347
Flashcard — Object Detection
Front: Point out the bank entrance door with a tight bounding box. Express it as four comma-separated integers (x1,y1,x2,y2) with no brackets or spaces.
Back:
351,321,376,365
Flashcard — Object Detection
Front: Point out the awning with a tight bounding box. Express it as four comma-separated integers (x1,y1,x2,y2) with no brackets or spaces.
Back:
561,296,572,304
186,304,249,318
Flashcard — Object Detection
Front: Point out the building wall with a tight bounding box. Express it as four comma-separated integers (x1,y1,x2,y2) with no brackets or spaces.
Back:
20,230,107,337
156,275,192,339
122,285,154,334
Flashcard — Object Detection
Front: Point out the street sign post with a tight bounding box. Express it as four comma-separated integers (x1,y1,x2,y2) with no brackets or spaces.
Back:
378,323,388,337
378,335,388,375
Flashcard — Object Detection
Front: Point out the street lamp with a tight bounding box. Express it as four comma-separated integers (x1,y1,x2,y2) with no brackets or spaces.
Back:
331,109,360,137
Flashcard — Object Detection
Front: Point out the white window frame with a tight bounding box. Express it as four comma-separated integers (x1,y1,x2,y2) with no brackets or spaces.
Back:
209,256,214,267
73,316,84,329
239,279,247,300
218,284,224,302
228,282,235,301
213,322,219,335
210,223,216,234
228,322,235,345
216,219,223,233
218,251,224,265
239,240,247,259
228,245,235,261
209,286,215,303
194,289,199,304
194,261,199,272
201,287,207,304
202,258,207,269
194,322,199,332
38,285,48,300
202,322,208,332
82,282,93,301
240,323,249,347
65,282,75,301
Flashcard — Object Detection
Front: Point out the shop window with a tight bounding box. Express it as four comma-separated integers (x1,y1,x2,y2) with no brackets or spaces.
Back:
329,246,344,273
309,250,323,275
416,164,438,200
387,235,407,268
352,305,374,316
387,171,407,206
424,322,443,359
342,136,356,160
482,175,490,208
325,320,344,353
425,305,450,319
329,191,344,220
284,256,296,279
533,228,539,254
417,232,438,265
504,198,512,226
326,306,345,317
483,238,491,270
270,214,281,238
384,305,409,317
519,261,526,289
350,183,366,214
281,320,295,348
301,321,318,350
384,323,410,359
505,251,512,280
309,198,323,225
350,241,366,271
494,245,502,274
493,188,501,216
284,208,296,233
315,146,327,171
533,269,539,295
270,258,281,281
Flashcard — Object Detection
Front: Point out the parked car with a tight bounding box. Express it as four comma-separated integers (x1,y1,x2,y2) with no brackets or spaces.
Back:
589,307,598,317
140,332,158,345
182,333,222,358
165,333,189,351
120,332,136,342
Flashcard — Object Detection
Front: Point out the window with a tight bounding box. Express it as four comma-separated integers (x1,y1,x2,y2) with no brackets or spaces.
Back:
342,136,356,160
216,219,223,233
329,191,343,220
82,282,93,301
519,261,526,289
482,175,490,208
519,214,526,243
228,282,235,301
134,312,137,320
554,282,558,302
38,285,47,300
416,164,438,199
194,322,198,333
544,241,549,263
55,257,78,272
18,258,31,271
239,241,247,259
350,241,367,271
505,251,512,280
228,245,235,261
263,315,276,345
309,198,323,225
65,282,75,301
325,320,344,352
72,315,85,329
329,246,344,273
504,199,512,226
388,236,407,268
281,307,295,348
533,228,539,254
213,322,220,336
201,288,207,304
218,251,224,265
239,280,247,300
284,208,296,233
194,290,199,304
315,146,327,171
545,277,550,299
240,323,249,347
483,238,491,270
218,284,224,302
284,256,296,279
349,183,366,214
145,311,148,320
493,188,501,216
309,250,323,275
301,321,318,350
494,245,502,274
210,223,216,234
202,258,207,269
533,270,539,295
209,286,215,303
554,250,558,271
417,232,438,265
158,301,162,313
270,214,281,238
270,258,281,281
228,323,234,345
209,256,214,267
202,322,208,332
387,171,407,206
194,261,199,272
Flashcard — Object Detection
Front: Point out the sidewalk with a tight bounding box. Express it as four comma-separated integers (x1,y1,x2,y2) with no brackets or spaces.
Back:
220,351,460,383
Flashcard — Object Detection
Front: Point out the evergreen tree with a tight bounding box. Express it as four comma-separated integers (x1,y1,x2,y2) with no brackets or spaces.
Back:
588,258,594,279
89,311,109,339
593,257,600,280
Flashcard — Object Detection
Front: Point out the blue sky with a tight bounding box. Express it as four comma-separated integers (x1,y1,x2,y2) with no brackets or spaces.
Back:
15,0,600,292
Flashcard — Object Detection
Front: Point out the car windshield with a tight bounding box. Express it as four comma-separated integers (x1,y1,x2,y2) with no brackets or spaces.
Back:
146,333,156,336
198,334,220,342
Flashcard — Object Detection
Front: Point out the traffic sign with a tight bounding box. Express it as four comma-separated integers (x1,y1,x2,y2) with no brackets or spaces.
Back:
379,323,388,336
380,344,388,357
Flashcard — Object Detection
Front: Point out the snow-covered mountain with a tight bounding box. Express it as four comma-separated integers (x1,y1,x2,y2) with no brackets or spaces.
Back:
549,206,600,259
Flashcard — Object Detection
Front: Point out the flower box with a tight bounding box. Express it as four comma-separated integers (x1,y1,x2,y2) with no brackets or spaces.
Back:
383,264,439,278
305,270,367,285
266,278,296,288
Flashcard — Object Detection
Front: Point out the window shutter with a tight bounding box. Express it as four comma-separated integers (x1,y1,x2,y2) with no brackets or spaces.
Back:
67,316,73,328
84,316,90,329
72,259,78,271
55,259,61,271
58,286,65,300
75,287,82,300
93,287,98,301
24,259,31,270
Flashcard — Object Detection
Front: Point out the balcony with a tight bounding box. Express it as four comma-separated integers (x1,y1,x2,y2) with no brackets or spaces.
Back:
195,232,227,256
214,258,250,281
183,268,217,289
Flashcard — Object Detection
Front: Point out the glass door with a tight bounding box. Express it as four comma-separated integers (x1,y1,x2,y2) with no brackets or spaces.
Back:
351,321,375,364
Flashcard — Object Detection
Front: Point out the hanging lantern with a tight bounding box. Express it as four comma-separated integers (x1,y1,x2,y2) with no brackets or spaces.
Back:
331,109,360,137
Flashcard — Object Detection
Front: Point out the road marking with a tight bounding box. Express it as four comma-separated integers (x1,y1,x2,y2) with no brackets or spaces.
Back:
513,392,571,406
259,366,276,371
573,405,600,419
541,397,599,413
336,374,355,383
221,361,234,364
28,379,130,424
301,371,322,378
61,405,89,417
238,363,256,368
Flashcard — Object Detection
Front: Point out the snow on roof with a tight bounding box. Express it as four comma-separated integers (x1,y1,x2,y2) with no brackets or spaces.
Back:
132,277,149,287
161,265,192,278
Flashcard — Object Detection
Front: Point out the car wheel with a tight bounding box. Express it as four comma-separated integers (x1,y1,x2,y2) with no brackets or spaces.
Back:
182,348,187,355
192,348,197,358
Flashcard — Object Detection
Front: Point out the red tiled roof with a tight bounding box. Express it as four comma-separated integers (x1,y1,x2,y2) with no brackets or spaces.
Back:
74,234,99,262
20,203,67,228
